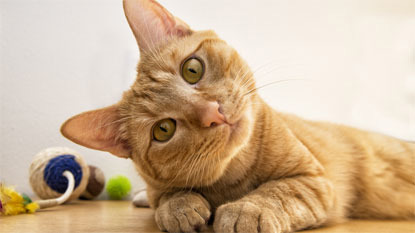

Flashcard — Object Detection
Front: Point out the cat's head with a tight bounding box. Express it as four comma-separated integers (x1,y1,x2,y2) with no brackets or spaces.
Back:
61,0,257,188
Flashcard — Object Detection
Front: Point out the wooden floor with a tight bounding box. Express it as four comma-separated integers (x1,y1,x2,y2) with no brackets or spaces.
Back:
1,201,414,233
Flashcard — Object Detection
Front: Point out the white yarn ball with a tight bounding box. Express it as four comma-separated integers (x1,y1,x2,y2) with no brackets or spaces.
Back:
29,147,90,201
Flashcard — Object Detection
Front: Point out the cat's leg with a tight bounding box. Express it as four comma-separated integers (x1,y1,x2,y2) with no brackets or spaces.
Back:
351,140,415,219
154,192,211,233
214,176,335,233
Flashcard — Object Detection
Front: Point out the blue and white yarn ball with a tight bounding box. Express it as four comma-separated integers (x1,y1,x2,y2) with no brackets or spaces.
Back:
29,147,90,201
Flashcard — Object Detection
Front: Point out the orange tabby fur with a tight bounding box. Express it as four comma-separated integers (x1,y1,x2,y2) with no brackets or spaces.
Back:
61,0,415,232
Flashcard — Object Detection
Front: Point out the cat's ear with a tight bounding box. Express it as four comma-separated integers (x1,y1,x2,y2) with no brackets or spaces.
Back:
60,105,130,158
123,0,192,52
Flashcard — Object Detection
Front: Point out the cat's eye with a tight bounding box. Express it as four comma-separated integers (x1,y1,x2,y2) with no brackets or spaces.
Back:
153,119,176,142
181,57,204,84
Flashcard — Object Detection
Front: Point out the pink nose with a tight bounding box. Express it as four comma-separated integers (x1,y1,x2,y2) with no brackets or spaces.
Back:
200,101,226,127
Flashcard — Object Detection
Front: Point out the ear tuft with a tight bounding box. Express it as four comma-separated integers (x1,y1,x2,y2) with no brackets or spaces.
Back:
60,105,130,158
123,0,192,52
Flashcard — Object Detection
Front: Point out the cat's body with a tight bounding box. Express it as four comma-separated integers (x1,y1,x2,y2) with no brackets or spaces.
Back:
61,0,415,232
145,95,415,232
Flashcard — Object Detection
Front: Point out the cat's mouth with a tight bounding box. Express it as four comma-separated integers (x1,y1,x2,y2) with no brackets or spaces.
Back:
228,120,242,142
229,118,241,131
225,100,253,143
226,110,248,140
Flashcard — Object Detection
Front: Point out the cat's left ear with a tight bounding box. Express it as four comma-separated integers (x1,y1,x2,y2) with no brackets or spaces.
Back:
123,0,192,52
60,105,130,158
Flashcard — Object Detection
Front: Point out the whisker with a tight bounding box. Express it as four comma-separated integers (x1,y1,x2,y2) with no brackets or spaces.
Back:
239,74,255,90
233,64,250,88
237,69,253,89
244,78,309,96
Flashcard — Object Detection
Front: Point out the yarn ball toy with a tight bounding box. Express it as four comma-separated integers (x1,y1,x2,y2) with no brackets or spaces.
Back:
1,147,110,216
80,165,105,200
1,146,90,216
106,175,131,200
29,147,90,202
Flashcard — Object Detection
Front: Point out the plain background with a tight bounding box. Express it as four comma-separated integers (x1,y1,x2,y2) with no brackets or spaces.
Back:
1,0,414,199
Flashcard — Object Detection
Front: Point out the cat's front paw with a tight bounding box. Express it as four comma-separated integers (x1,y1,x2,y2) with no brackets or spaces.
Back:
214,201,281,233
155,193,211,233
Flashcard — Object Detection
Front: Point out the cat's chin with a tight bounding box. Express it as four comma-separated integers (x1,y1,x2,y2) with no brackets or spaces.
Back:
227,119,242,141
174,116,253,188
227,103,253,143
221,103,254,163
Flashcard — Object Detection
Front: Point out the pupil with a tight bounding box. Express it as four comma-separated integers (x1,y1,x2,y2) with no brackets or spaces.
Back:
189,68,197,74
160,127,168,133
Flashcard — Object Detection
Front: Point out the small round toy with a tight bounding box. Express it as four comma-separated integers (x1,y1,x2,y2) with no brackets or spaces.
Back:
132,189,149,207
29,147,90,202
1,147,104,216
80,165,105,200
106,175,131,200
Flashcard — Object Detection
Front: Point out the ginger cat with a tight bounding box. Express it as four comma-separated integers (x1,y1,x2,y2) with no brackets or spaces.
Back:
60,0,415,232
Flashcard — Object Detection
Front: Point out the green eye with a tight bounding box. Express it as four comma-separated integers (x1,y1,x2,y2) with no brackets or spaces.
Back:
181,57,204,84
153,119,176,142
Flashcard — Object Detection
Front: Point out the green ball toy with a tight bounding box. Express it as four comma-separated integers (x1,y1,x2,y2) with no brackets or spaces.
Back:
106,175,132,200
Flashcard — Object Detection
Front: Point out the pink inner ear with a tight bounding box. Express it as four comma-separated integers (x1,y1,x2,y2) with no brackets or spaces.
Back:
123,0,191,52
60,105,130,158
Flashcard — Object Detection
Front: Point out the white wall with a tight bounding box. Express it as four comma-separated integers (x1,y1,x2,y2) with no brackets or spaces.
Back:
1,0,414,199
